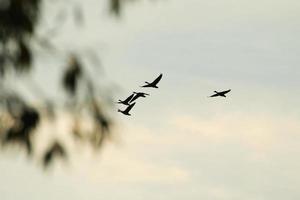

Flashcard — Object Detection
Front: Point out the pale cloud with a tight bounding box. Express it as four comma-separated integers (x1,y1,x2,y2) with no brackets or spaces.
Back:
84,144,190,184
117,112,300,160
172,113,300,151
31,113,190,184
75,111,300,189
124,111,300,141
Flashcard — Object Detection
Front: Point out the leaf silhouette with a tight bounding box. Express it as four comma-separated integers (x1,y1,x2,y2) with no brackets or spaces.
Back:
62,56,82,95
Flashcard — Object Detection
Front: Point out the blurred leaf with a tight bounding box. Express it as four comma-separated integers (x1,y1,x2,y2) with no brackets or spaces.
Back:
0,0,41,40
14,39,32,71
110,0,121,16
0,54,5,75
62,56,82,96
92,99,112,147
43,141,66,168
2,104,40,155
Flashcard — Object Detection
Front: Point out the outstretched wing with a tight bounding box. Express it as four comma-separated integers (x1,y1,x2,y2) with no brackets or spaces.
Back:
140,83,150,87
124,93,134,103
210,93,219,97
130,94,140,103
136,92,149,96
222,89,231,95
125,102,136,113
151,73,163,85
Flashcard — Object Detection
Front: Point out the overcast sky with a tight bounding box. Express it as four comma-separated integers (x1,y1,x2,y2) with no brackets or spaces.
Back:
1,0,300,199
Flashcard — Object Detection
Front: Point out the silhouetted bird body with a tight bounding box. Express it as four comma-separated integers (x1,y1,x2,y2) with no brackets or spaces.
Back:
118,102,136,116
209,89,231,97
141,73,162,88
117,93,134,105
130,92,149,103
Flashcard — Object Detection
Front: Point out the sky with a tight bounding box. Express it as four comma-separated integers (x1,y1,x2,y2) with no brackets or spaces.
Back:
1,0,300,199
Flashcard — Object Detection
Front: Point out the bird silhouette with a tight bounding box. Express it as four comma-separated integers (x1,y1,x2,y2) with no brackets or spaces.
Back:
118,102,136,116
209,89,231,97
141,73,162,88
117,93,134,105
130,92,149,103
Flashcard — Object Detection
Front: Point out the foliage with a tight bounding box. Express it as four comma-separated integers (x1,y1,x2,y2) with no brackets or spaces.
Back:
0,0,140,169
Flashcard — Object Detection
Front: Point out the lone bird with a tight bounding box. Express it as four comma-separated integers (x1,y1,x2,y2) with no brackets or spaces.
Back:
118,102,136,116
141,73,162,88
130,92,149,103
117,93,134,105
209,89,231,97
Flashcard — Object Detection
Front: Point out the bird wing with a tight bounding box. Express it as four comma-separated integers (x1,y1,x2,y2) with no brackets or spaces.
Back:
124,93,134,103
210,93,219,97
225,89,231,94
222,89,231,94
125,102,136,112
151,73,162,85
130,94,140,103
140,84,150,87
136,92,149,96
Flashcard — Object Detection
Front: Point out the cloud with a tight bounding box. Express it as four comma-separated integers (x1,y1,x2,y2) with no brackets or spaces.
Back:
85,144,190,184
171,113,300,156
49,111,300,198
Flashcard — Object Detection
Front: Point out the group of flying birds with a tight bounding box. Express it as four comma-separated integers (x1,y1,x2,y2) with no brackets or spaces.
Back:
117,73,163,116
117,73,231,116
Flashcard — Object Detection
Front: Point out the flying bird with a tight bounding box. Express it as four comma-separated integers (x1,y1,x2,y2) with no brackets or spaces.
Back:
130,92,149,103
118,102,136,116
141,73,162,88
209,89,231,97
117,93,134,105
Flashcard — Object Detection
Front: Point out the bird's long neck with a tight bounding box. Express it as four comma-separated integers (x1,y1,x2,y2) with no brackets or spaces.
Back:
145,81,150,84
214,91,218,93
